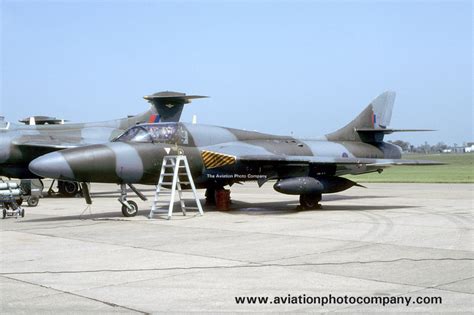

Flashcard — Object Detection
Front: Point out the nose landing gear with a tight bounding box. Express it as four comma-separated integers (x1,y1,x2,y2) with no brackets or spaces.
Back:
118,183,147,217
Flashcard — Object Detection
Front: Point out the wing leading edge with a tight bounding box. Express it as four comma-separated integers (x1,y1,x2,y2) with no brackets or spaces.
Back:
236,154,443,166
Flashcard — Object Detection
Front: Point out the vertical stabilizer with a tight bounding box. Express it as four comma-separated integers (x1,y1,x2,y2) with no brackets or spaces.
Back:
326,91,396,142
143,91,208,122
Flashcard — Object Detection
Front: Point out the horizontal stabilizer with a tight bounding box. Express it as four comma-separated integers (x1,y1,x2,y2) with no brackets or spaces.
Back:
355,128,436,142
356,128,436,134
143,92,208,102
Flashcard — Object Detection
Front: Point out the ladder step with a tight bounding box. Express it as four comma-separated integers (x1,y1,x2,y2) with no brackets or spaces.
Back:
149,155,203,219
150,209,168,213
161,182,190,185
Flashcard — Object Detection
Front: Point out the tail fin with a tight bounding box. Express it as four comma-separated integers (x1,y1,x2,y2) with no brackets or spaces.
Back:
326,91,396,143
143,91,208,122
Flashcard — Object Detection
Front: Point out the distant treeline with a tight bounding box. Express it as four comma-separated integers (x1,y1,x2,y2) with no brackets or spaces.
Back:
388,140,472,154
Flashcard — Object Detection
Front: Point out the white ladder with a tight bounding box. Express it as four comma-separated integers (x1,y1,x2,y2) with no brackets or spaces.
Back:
148,155,203,220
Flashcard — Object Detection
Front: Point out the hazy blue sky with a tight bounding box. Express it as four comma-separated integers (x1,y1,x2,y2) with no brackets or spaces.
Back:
1,0,472,145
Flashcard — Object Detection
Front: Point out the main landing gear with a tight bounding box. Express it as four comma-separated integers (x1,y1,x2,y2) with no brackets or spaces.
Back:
58,180,80,197
299,193,322,210
205,187,217,205
205,187,231,210
47,180,81,197
118,183,147,217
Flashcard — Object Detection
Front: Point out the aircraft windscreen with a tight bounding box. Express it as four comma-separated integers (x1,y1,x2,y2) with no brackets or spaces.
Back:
115,124,188,144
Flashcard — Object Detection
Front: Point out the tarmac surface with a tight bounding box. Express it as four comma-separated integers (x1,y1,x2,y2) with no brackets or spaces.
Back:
1,182,473,313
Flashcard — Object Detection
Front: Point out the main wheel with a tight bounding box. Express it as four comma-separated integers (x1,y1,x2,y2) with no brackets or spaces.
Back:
2,209,6,219
299,193,322,210
21,209,25,217
58,181,80,197
27,197,39,207
121,200,138,217
205,187,216,205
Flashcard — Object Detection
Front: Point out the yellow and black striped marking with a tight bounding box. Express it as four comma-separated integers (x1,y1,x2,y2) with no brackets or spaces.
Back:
201,150,236,169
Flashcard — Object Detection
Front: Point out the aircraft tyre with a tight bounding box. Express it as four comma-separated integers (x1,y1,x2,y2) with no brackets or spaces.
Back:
2,209,6,219
299,193,322,210
58,181,80,197
121,200,138,217
27,197,39,207
205,187,216,205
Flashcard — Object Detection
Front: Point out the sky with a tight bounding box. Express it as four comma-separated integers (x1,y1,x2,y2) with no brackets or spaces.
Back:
1,0,472,146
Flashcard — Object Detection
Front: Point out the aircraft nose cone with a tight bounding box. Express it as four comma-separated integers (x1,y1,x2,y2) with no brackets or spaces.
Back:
29,152,75,180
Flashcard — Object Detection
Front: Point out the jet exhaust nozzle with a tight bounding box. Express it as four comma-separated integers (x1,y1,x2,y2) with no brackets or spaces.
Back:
273,176,360,195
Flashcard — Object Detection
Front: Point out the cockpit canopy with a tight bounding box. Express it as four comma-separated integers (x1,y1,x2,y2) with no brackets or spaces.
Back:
114,123,189,144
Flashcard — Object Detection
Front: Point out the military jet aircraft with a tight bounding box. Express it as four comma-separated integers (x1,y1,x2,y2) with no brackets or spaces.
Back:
29,91,438,216
1,91,205,195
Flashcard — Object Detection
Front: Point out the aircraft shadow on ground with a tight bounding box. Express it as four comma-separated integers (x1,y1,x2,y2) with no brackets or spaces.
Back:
223,197,417,216
21,194,415,222
19,210,133,223
43,188,157,200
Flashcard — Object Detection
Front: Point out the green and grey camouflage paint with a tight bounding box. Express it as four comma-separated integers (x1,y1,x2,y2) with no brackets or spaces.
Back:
1,91,205,178
29,91,438,191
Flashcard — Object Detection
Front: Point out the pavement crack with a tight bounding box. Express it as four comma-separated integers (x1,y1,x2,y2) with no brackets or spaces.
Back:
2,257,472,276
1,275,148,314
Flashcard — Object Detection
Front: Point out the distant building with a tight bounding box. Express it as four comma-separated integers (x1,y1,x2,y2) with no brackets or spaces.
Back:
465,142,474,153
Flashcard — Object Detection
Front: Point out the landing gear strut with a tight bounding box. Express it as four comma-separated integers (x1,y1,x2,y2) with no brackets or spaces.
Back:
118,183,147,217
299,193,322,210
118,184,138,217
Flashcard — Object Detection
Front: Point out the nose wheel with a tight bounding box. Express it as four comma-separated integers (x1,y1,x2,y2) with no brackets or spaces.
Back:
118,183,139,217
117,183,147,217
121,200,138,217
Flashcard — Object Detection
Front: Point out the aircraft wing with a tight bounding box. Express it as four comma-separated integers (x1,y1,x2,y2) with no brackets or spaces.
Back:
200,144,442,171
236,155,443,166
12,138,88,150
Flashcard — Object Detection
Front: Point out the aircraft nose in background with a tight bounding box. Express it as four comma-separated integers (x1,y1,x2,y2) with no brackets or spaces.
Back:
29,152,75,180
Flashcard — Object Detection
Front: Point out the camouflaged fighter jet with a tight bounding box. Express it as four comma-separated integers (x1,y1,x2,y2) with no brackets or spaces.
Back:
1,91,206,195
29,91,438,216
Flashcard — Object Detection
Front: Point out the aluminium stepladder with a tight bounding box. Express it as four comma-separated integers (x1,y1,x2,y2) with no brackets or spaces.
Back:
148,155,203,219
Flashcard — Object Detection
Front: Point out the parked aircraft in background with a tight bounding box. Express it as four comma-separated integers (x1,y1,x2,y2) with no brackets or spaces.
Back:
30,91,438,216
1,91,206,195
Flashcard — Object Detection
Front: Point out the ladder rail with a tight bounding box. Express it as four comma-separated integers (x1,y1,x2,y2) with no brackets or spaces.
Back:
166,157,180,219
151,161,168,213
183,158,204,215
149,155,203,219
